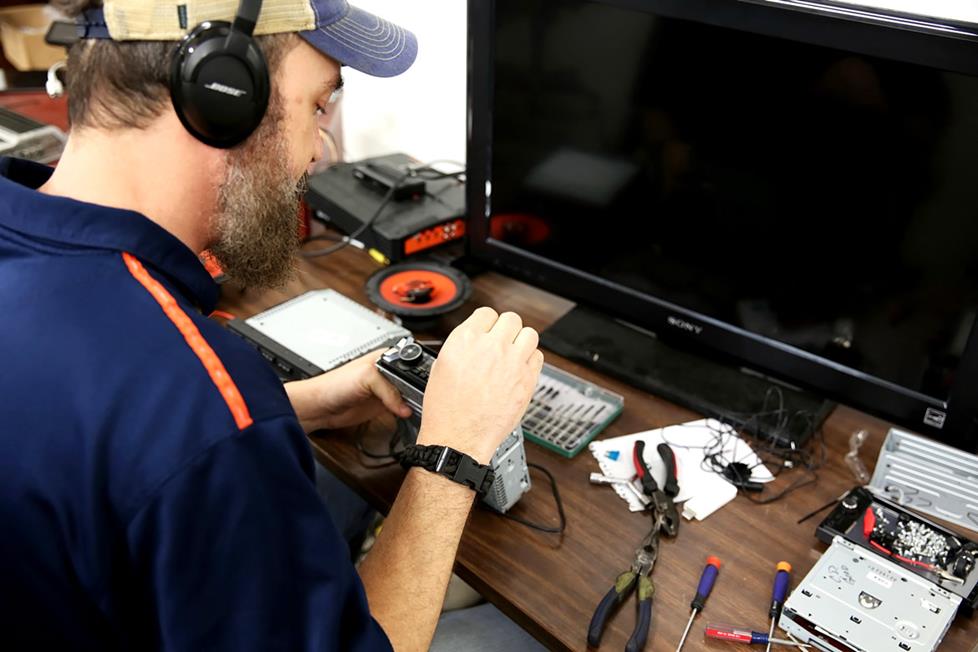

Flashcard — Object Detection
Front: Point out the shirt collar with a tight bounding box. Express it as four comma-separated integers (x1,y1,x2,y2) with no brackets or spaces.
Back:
0,157,219,314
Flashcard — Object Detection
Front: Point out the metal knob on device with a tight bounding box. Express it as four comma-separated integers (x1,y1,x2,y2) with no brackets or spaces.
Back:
398,342,423,366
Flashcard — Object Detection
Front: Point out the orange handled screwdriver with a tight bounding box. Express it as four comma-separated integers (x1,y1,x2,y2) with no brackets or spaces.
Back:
766,562,793,652
675,556,721,652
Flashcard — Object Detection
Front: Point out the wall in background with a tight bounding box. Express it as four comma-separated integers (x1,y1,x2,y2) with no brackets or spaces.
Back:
335,0,975,167
338,0,467,167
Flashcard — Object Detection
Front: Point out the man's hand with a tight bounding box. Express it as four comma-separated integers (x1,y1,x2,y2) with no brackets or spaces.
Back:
284,350,412,432
417,307,544,464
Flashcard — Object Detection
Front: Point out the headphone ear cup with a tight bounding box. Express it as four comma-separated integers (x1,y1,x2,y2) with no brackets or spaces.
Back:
170,21,270,148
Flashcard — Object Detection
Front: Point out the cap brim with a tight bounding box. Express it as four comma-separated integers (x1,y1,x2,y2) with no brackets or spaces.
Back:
300,4,417,78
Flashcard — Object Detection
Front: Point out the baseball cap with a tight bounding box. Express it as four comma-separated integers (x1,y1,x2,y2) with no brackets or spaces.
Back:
78,0,417,77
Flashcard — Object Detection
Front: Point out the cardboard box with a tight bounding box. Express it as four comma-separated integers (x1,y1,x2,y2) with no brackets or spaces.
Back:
0,5,65,71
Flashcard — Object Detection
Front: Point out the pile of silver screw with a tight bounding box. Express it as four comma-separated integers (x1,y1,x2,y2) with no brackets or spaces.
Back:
894,520,949,563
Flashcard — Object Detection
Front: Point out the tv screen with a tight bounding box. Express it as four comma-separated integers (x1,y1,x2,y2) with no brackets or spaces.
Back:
469,0,978,445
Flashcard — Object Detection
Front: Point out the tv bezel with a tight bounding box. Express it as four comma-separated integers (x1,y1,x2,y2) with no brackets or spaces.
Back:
466,0,978,448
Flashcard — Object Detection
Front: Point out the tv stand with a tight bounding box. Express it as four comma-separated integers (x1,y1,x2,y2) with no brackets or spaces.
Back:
540,305,834,448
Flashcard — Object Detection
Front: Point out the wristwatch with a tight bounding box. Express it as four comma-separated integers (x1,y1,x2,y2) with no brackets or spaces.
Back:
399,444,495,497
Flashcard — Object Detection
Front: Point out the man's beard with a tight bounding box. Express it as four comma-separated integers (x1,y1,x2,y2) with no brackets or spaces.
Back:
209,99,308,290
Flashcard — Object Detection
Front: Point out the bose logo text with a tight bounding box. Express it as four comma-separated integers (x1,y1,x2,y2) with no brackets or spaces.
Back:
667,316,703,335
204,82,247,98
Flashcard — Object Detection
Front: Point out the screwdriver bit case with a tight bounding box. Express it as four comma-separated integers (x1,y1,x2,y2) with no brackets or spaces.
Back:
522,363,624,458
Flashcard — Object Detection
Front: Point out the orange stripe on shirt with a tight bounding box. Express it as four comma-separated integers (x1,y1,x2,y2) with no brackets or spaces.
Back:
121,252,254,430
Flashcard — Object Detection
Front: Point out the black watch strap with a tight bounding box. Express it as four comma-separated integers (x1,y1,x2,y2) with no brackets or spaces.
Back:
399,444,495,498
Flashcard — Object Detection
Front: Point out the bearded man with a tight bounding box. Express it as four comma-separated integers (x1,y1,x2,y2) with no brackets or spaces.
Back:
0,1,544,650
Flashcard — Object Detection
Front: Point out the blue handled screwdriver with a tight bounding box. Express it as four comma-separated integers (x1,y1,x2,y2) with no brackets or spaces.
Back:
765,562,792,652
675,556,721,652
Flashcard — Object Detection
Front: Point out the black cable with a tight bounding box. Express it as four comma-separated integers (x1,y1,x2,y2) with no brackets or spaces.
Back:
357,420,567,535
302,163,465,259
301,232,346,245
797,497,840,525
662,385,826,506
483,463,567,535
353,420,408,467
743,468,818,504
354,430,396,459
301,174,405,258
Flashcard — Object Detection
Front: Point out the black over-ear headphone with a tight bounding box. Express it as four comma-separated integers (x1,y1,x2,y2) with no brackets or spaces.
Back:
170,0,269,148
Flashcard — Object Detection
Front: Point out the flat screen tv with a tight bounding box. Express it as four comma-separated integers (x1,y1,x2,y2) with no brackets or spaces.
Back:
467,0,978,449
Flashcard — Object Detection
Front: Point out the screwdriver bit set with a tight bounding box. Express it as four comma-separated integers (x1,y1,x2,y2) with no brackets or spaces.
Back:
521,364,623,458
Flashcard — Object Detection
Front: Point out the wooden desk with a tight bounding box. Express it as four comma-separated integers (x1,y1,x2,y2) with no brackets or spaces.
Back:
218,245,978,652
0,91,68,131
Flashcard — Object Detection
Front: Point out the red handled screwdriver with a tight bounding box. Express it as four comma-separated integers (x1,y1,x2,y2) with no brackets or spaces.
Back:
706,623,809,648
675,556,721,652
765,562,793,652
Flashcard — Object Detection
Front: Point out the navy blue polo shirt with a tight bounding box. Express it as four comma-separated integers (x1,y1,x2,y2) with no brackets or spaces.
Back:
0,157,392,652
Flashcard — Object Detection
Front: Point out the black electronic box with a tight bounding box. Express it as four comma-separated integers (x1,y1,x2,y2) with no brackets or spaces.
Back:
305,153,465,263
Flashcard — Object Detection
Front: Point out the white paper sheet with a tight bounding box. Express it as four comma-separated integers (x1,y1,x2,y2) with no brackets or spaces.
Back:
588,419,774,520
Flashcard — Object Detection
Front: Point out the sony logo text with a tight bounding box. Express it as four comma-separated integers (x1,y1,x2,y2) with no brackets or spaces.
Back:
667,316,703,335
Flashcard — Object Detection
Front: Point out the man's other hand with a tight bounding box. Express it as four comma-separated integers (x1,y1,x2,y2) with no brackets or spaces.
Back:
285,350,413,432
